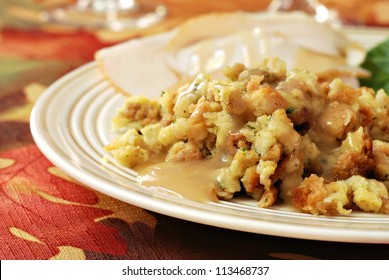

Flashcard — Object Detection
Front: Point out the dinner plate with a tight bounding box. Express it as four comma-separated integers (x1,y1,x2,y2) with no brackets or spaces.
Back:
30,26,389,244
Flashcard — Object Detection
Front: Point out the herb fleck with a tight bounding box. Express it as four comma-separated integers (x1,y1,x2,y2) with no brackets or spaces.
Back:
286,107,295,114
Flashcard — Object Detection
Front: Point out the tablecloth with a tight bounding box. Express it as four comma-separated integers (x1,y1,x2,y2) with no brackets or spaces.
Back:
1,0,389,260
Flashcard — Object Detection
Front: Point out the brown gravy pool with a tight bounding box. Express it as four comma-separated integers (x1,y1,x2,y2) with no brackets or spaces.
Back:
135,155,229,203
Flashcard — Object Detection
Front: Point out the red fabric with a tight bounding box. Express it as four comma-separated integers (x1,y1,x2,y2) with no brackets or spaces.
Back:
0,146,128,259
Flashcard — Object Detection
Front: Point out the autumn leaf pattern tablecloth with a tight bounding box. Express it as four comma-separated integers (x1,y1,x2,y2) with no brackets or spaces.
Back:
1,0,389,260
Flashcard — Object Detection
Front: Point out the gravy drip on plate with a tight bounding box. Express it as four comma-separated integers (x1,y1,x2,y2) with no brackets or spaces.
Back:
136,154,228,203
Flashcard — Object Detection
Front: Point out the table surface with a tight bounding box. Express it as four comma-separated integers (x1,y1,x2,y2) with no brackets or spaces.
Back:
1,0,389,260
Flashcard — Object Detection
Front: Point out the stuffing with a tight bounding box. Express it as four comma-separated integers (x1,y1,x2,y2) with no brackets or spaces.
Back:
292,175,388,215
106,57,389,215
112,95,161,130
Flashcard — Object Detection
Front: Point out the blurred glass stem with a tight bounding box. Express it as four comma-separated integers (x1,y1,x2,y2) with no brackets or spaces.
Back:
268,0,339,24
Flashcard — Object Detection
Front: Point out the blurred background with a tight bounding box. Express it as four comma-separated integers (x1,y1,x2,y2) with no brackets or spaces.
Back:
1,0,389,33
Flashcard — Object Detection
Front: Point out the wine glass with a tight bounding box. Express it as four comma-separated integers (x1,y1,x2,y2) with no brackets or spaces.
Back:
39,0,167,31
267,0,340,24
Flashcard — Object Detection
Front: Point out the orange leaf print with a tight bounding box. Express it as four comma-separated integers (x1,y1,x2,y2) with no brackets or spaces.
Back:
0,145,128,259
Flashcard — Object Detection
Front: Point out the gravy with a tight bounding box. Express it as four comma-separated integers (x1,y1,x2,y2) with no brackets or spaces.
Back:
136,155,229,203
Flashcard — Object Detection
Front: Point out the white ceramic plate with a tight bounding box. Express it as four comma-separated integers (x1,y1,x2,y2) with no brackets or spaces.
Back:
31,27,389,244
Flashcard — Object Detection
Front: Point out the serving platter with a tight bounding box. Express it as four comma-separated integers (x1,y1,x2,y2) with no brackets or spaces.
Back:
30,26,389,243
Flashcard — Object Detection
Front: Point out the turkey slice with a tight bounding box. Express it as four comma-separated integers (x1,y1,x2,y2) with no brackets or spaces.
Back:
95,11,367,97
95,31,178,99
